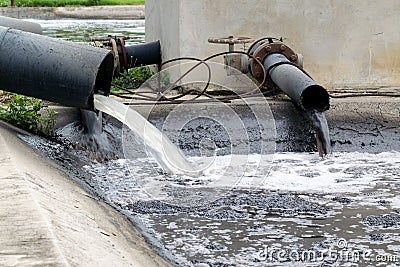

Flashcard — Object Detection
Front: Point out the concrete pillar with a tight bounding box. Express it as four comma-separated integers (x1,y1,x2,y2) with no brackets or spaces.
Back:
146,0,400,90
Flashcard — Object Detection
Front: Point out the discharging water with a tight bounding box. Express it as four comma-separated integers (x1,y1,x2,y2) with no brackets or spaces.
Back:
93,94,195,175
307,109,332,157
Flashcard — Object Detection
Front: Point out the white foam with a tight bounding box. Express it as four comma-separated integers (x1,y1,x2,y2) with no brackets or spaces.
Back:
84,151,400,206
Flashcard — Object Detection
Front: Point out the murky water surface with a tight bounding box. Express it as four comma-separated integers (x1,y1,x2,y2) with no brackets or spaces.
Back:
27,19,145,45
20,133,400,266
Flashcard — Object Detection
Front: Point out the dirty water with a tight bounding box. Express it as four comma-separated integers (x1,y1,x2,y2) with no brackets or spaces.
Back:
19,129,400,266
27,19,145,45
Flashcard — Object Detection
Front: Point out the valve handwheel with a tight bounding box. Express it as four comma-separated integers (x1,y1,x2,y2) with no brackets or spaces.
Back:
208,36,254,52
208,36,254,44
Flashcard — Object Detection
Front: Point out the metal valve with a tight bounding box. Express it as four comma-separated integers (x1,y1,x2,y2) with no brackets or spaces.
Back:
208,36,254,75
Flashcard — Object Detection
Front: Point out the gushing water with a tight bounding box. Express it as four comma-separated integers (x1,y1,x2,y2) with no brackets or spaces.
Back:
93,94,195,175
307,109,332,157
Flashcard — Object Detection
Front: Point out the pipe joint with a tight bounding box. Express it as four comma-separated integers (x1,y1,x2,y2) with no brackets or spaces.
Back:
92,36,162,74
249,41,300,86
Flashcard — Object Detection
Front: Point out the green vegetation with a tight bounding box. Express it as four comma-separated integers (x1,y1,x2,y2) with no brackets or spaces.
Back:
112,66,154,93
0,91,56,135
0,0,144,7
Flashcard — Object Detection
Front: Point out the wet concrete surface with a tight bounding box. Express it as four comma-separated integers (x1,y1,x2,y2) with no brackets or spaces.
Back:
21,97,400,266
123,97,400,154
0,121,170,267
327,98,400,153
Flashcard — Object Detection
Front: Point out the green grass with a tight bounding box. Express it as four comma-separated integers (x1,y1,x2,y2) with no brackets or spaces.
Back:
0,0,144,7
0,91,56,136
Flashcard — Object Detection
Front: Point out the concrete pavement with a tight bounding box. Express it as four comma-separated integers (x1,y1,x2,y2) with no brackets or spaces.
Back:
0,121,170,267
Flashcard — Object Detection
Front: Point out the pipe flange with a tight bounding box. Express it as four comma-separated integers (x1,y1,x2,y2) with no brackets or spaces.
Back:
109,38,120,75
251,42,299,86
117,37,129,70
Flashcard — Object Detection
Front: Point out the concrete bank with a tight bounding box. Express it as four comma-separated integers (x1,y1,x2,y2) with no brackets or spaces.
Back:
123,96,400,154
0,5,144,19
0,121,170,267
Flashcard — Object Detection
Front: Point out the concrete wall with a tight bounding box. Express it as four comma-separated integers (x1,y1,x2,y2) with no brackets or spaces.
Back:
145,0,400,90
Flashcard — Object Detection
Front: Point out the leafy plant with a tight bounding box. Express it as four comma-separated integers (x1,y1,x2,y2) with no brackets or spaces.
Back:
112,66,154,92
0,91,57,136
129,66,154,83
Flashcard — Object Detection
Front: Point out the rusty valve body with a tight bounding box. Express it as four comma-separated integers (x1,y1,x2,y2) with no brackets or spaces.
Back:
208,36,254,75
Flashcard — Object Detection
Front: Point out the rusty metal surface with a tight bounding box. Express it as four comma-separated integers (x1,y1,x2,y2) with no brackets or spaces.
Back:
224,54,249,75
118,37,129,70
91,35,130,42
208,36,254,75
250,42,299,86
208,36,254,44
95,36,161,72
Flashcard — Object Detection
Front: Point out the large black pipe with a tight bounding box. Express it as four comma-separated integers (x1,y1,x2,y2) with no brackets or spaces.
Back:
0,26,114,109
263,53,330,112
119,40,161,70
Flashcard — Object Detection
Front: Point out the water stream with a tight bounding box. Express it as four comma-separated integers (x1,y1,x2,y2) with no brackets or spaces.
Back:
93,94,195,175
307,110,332,157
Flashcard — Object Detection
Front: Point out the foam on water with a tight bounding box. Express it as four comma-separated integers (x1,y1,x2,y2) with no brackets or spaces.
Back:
81,151,400,266
19,132,400,266
83,150,400,209
263,151,400,193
